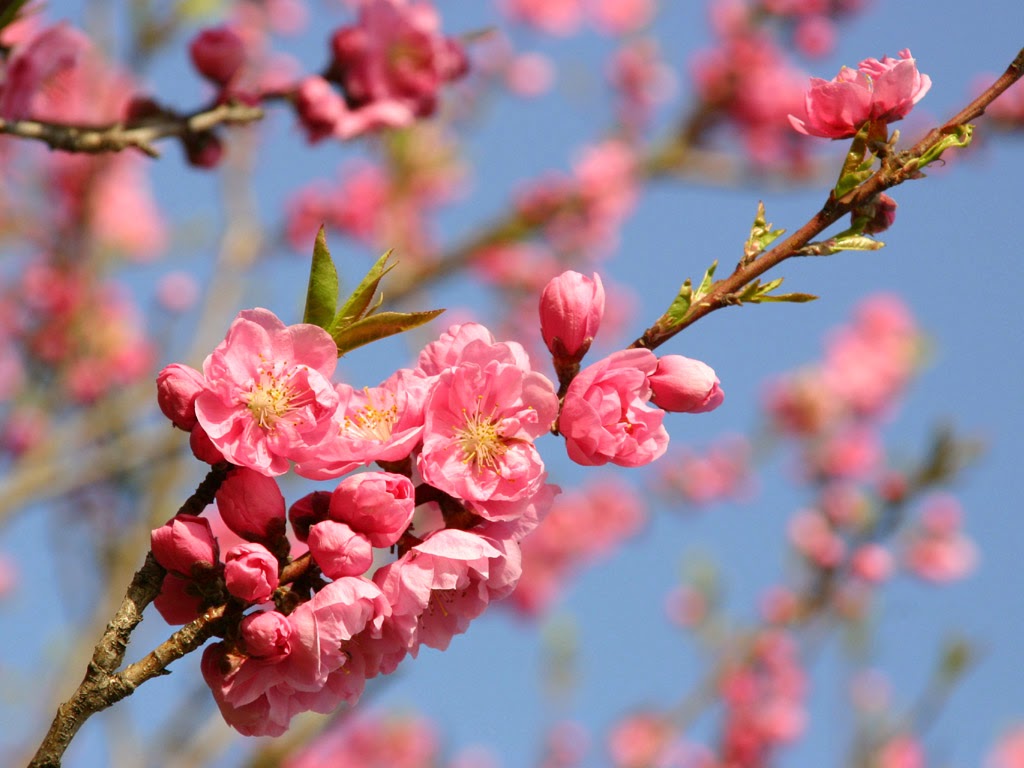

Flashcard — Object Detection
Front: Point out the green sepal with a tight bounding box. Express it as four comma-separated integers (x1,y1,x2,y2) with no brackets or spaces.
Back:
333,309,445,356
834,123,877,199
332,250,396,330
744,203,785,262
302,226,339,331
910,124,974,172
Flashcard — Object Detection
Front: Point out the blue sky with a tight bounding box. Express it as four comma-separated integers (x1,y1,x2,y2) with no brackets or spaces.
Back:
4,1,1024,766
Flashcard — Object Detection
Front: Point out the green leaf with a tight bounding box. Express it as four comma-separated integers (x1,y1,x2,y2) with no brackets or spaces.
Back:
302,226,339,331
332,250,396,331
695,261,718,298
753,292,818,304
910,124,974,171
333,309,445,356
744,203,785,261
664,280,694,325
797,234,885,256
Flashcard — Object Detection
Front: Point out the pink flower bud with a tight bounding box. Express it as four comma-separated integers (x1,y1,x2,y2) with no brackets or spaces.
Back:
858,192,897,235
294,76,347,143
215,468,287,543
156,363,206,431
240,610,293,660
288,490,332,542
183,131,224,169
189,26,246,86
224,543,279,602
154,573,203,625
328,471,415,547
308,520,374,579
189,423,225,464
648,355,724,414
539,271,605,361
151,514,219,577
789,67,872,139
851,544,893,583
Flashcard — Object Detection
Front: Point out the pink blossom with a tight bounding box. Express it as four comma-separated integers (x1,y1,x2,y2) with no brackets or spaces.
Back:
194,308,340,476
150,514,220,578
287,491,331,542
877,735,925,768
156,271,200,313
293,76,348,142
240,610,293,661
327,472,416,547
788,66,873,138
558,348,668,467
329,0,468,125
203,576,389,736
308,520,374,579
156,363,206,431
215,467,287,543
502,0,584,35
415,322,518,377
288,710,440,768
851,544,893,583
607,712,674,768
858,49,931,122
987,725,1024,768
790,49,930,138
539,270,605,362
505,52,556,97
793,15,835,58
417,336,558,520
154,573,204,625
224,543,280,602
788,510,845,568
904,495,977,582
295,369,429,480
648,354,724,414
373,529,521,655
587,0,654,35
190,424,225,465
189,26,246,85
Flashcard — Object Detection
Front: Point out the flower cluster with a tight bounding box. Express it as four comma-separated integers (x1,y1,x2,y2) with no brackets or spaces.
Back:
153,306,567,733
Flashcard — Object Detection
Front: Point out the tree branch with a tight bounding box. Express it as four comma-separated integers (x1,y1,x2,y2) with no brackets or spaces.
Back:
27,463,230,768
631,46,1024,351
0,101,264,157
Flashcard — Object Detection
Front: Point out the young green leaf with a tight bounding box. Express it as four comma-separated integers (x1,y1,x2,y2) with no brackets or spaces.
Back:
744,203,785,261
664,281,694,326
333,250,396,330
834,124,877,199
333,309,445,356
302,226,339,331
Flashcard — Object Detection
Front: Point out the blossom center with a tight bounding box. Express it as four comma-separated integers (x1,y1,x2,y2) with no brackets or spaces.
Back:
456,406,507,472
343,389,399,442
245,365,306,430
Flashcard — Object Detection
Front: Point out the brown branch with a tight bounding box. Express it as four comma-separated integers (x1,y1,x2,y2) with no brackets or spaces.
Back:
631,46,1024,352
27,463,231,768
0,100,264,157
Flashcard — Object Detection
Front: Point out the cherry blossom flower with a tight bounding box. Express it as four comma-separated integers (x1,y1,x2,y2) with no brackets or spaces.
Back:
202,576,389,736
194,309,339,476
417,337,558,521
648,354,724,414
558,348,668,467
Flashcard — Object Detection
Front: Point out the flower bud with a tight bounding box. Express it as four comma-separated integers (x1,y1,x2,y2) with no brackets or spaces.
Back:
240,610,293,660
224,543,279,602
156,363,205,431
308,520,374,579
189,26,246,86
215,468,287,543
294,76,347,143
648,355,724,414
151,514,219,577
858,192,897,235
288,490,332,543
328,471,415,547
539,271,605,361
189,423,225,464
153,573,203,625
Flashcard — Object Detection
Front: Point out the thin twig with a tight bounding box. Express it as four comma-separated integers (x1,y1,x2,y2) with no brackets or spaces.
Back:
0,101,264,157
